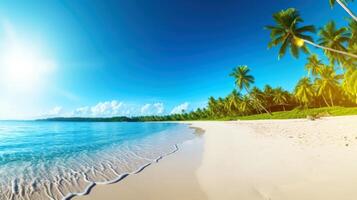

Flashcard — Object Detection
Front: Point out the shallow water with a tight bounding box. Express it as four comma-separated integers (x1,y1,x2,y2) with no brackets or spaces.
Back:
0,121,194,200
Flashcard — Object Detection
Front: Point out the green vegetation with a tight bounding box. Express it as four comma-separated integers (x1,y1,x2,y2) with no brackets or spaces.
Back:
171,1,357,121
43,0,357,122
236,107,357,120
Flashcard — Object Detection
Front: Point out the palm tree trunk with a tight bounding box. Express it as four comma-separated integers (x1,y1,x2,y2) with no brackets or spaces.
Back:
336,0,357,22
329,92,335,107
245,86,272,115
322,95,331,107
303,39,357,59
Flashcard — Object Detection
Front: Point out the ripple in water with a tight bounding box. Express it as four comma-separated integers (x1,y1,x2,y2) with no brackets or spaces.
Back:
0,121,195,200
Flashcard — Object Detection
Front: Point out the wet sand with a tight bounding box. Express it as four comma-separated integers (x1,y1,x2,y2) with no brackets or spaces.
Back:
75,134,206,200
75,116,357,200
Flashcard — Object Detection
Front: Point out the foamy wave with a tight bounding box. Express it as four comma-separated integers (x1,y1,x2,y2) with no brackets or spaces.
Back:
62,144,179,200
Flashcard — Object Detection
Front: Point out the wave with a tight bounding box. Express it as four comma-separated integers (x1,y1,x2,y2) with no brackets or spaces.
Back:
63,144,179,200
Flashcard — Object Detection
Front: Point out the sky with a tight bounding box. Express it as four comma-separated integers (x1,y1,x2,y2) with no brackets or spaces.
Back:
0,0,355,119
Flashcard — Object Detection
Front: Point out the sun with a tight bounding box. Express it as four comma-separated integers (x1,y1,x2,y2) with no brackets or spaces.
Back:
0,21,57,119
0,41,55,92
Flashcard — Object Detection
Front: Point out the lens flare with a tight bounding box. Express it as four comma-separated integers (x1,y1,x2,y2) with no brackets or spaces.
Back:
293,36,305,47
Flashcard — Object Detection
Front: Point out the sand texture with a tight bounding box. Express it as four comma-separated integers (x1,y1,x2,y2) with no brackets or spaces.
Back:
75,116,357,200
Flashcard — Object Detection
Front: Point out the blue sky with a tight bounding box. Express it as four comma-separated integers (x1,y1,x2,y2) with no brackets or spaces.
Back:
0,0,355,119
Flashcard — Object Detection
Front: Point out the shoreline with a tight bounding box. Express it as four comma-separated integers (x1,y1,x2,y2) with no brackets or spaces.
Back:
76,116,357,200
74,129,206,200
65,125,203,200
65,144,181,200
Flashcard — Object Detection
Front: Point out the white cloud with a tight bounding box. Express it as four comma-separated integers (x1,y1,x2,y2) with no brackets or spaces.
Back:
46,106,63,116
140,102,165,116
71,100,124,117
170,102,189,114
72,106,90,116
153,103,164,114
140,104,151,115
42,101,168,118
90,100,123,116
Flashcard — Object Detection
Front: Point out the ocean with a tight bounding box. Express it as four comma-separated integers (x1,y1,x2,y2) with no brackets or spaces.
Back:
0,121,195,200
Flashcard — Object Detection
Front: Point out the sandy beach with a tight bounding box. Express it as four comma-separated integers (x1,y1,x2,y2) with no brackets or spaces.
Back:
75,116,357,200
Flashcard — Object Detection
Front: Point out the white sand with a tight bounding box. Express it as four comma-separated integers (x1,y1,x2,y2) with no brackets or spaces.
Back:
75,116,357,200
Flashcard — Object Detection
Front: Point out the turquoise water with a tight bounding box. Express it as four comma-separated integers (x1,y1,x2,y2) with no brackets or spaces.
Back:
0,121,195,200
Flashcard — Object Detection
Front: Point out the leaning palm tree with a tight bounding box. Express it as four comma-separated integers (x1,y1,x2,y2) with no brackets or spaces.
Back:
305,54,323,76
329,0,357,22
314,66,343,107
294,77,315,107
318,21,350,65
266,8,357,59
250,87,266,113
230,66,272,115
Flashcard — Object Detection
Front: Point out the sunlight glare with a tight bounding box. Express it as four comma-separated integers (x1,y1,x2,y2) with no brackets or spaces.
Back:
0,40,55,92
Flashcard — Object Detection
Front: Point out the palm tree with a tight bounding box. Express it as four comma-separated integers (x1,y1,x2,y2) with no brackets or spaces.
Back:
223,96,231,114
343,67,357,103
230,66,272,115
314,66,343,107
273,87,289,111
294,77,315,107
230,66,255,91
318,21,350,65
344,44,357,69
217,97,227,117
344,20,357,69
251,87,265,101
263,85,275,112
250,87,265,113
266,8,312,59
305,54,323,76
208,97,218,117
348,19,357,45
227,89,242,115
240,95,252,115
266,8,357,59
329,0,357,22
